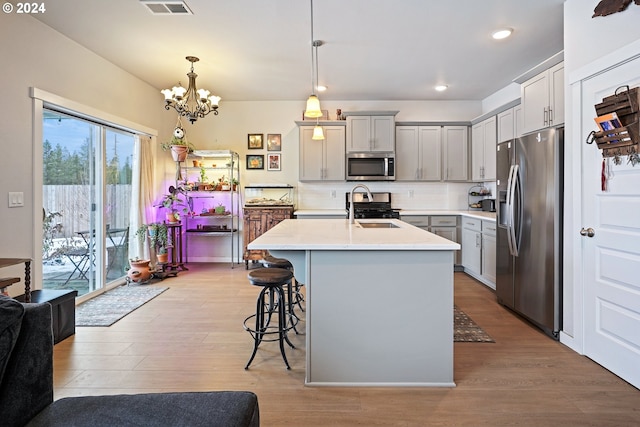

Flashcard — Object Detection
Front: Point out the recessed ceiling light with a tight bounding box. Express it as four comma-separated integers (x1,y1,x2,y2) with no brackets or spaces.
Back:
492,28,513,40
435,85,448,92
316,85,327,92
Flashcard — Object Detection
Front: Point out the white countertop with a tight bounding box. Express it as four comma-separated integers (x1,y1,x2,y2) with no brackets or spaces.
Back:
294,209,497,222
247,218,460,251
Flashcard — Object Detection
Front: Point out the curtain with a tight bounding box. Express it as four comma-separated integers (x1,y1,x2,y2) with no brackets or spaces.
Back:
128,135,155,262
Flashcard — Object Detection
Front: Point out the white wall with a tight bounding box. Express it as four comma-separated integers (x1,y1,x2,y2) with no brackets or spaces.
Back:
0,14,169,290
481,83,521,114
564,1,640,74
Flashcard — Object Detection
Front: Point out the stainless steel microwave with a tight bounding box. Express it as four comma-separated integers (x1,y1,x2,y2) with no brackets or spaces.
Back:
346,152,395,181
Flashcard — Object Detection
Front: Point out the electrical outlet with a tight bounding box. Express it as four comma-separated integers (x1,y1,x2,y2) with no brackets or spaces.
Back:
330,190,336,198
408,190,414,198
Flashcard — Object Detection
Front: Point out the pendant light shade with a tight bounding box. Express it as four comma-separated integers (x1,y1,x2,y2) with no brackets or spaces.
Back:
305,95,323,118
312,124,325,140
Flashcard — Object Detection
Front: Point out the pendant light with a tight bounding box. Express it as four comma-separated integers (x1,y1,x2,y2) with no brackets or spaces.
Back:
304,0,323,119
312,123,325,140
311,38,325,140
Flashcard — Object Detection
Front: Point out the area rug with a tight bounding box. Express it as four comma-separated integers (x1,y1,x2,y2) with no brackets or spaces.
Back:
76,285,168,327
454,305,495,342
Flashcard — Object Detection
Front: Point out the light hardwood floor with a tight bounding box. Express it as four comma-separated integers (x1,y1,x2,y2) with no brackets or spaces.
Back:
53,264,640,426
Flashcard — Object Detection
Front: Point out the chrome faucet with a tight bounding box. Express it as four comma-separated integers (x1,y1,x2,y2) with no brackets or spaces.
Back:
349,184,374,224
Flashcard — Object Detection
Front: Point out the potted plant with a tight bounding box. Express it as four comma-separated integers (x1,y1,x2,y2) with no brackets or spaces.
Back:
159,187,189,223
136,222,171,263
199,165,208,186
161,126,195,162
231,177,239,191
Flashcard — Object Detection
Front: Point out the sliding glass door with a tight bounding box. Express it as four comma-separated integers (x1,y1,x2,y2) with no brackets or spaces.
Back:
42,110,134,296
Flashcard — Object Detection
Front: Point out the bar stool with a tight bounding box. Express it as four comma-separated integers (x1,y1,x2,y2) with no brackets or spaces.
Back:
262,255,305,317
243,267,297,370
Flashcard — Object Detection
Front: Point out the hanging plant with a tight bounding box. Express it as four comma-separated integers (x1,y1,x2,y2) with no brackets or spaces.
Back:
160,117,195,161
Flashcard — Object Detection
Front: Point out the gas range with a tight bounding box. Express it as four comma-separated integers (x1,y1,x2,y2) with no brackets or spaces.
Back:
345,192,401,219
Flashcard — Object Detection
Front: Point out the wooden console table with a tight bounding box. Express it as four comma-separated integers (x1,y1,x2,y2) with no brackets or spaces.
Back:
0,258,32,302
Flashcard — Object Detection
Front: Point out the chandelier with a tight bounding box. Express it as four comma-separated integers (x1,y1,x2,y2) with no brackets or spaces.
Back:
161,56,221,124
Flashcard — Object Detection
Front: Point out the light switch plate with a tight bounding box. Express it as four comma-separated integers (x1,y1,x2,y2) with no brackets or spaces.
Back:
8,192,24,207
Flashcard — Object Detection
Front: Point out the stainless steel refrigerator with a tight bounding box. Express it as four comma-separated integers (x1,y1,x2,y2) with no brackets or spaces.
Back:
496,127,563,339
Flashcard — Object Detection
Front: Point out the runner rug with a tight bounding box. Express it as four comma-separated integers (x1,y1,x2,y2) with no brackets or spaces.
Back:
76,285,168,327
454,305,494,342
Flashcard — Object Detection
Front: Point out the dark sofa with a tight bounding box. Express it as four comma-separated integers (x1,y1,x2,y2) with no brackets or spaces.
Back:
0,295,259,427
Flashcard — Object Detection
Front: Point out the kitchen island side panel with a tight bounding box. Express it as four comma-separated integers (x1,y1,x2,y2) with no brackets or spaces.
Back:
305,249,454,387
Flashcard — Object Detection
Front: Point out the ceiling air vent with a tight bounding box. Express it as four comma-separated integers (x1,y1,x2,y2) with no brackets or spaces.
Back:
139,0,193,15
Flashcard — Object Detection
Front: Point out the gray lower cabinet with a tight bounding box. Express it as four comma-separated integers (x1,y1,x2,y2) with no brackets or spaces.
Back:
461,217,496,289
461,218,482,275
401,215,460,266
481,221,496,286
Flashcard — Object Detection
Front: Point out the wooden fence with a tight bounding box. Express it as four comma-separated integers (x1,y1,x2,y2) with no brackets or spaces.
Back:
43,185,132,239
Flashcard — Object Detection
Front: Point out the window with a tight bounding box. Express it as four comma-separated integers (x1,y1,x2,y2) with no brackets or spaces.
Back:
42,110,136,297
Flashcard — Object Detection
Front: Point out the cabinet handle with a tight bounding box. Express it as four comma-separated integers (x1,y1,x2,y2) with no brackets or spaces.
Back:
543,107,548,126
476,233,480,248
549,107,553,125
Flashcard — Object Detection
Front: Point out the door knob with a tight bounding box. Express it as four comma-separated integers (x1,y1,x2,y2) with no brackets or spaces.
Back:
580,227,595,237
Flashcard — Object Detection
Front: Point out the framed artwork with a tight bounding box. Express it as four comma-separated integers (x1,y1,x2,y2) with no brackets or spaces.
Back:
246,154,264,170
267,153,281,171
247,133,263,149
267,134,282,151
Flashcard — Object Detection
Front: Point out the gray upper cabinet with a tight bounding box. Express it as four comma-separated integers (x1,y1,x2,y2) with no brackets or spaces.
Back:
497,104,523,143
299,125,346,181
395,126,441,181
471,116,496,181
396,125,468,182
346,114,396,152
521,62,564,134
497,108,515,143
442,126,469,181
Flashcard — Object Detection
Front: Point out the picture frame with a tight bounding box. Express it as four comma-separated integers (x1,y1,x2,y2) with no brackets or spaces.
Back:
247,133,263,149
267,134,282,151
246,154,264,170
267,153,281,171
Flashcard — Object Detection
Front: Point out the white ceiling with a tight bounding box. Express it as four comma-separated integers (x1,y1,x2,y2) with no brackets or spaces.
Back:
33,0,565,102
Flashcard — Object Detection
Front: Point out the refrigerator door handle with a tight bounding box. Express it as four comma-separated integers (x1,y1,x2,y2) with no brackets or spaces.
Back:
506,164,520,257
512,165,524,256
505,164,516,256
510,164,521,257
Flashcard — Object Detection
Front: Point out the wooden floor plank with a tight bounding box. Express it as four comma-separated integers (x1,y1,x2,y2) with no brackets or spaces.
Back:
51,265,640,426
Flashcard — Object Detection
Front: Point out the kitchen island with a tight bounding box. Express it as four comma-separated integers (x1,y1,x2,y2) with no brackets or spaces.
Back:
248,218,460,387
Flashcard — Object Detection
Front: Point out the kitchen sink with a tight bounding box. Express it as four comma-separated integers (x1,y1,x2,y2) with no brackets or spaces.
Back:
357,222,400,228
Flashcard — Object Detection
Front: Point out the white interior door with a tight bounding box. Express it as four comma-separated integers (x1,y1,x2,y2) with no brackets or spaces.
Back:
581,57,640,389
